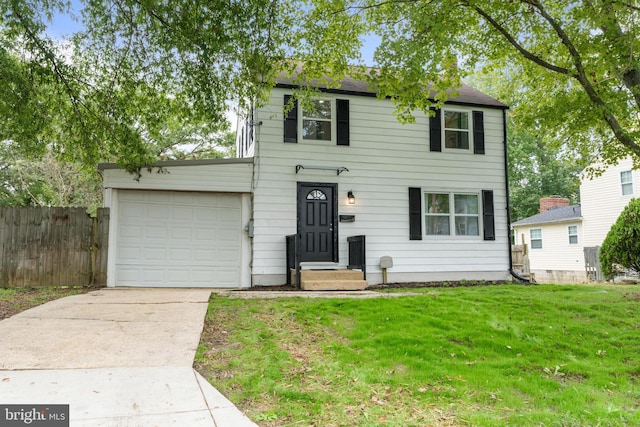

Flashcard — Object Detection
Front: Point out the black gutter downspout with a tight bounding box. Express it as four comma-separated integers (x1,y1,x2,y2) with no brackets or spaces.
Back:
503,109,531,284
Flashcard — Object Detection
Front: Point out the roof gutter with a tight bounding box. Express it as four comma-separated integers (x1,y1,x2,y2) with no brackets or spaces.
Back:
502,109,531,284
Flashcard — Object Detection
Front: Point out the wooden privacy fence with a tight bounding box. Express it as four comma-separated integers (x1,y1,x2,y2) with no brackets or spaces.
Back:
0,207,109,288
584,246,604,282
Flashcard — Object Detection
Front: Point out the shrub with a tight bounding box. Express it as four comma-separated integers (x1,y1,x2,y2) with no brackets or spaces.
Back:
600,198,640,279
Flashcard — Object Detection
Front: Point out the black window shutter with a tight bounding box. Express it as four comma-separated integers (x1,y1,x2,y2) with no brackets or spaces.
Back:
336,99,349,146
482,190,495,241
284,95,298,143
409,187,423,240
429,108,442,152
473,110,485,154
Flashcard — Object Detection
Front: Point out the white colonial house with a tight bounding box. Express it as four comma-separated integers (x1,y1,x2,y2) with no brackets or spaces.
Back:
100,75,512,288
512,157,639,283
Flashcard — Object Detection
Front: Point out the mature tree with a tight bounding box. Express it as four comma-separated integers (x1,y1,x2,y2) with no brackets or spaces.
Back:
296,0,640,168
4,1,640,173
468,72,583,221
1,0,293,170
600,198,640,279
0,144,103,210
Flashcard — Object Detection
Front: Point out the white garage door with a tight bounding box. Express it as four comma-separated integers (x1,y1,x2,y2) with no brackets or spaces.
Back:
116,190,242,287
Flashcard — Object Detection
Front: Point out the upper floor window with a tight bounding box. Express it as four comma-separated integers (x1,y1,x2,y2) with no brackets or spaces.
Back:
424,192,479,236
621,170,633,195
302,99,333,141
530,228,542,249
568,225,578,244
283,95,349,146
429,108,484,154
444,110,470,150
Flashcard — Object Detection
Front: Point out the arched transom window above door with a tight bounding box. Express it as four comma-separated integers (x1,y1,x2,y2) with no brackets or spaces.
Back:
307,189,327,200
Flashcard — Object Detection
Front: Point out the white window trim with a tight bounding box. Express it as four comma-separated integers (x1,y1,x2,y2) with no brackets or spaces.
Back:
620,170,633,196
530,228,543,249
442,108,473,153
568,225,578,245
423,190,482,239
300,98,336,143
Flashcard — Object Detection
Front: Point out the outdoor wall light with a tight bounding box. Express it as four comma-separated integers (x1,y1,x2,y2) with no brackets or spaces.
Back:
347,190,355,205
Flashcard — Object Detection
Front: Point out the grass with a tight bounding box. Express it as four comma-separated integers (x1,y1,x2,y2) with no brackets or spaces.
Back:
0,286,96,320
194,284,640,426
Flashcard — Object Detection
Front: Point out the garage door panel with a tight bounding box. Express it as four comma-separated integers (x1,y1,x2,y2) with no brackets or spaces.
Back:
215,250,239,264
170,227,193,240
116,268,140,284
170,248,191,261
193,249,215,262
120,225,143,238
116,190,242,288
144,248,167,261
216,269,241,286
118,247,141,262
195,229,217,241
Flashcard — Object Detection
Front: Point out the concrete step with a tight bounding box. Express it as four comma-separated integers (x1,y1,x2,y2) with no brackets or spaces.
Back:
301,279,368,291
300,269,364,281
290,269,368,290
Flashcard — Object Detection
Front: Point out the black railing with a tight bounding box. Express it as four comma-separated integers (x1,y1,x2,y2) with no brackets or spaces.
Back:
286,234,301,288
347,235,366,280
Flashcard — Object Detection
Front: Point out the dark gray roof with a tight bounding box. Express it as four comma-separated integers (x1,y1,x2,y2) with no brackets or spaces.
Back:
275,74,508,109
512,205,582,227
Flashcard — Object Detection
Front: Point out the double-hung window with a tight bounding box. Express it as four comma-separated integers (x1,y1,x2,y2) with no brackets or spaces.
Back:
444,110,470,150
302,99,333,142
621,170,633,195
530,228,542,249
425,192,479,236
568,225,578,244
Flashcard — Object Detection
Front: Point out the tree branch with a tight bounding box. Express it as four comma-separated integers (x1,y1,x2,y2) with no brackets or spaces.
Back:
586,0,640,110
525,0,640,156
472,4,570,75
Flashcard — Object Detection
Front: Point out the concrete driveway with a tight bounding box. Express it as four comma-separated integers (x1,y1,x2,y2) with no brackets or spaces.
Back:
0,288,258,426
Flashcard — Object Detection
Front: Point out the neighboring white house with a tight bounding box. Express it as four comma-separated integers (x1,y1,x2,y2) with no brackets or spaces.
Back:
512,199,584,283
100,75,512,288
512,157,639,283
581,157,640,247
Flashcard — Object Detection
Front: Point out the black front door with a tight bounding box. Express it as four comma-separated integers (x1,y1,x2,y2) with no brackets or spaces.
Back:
298,182,338,262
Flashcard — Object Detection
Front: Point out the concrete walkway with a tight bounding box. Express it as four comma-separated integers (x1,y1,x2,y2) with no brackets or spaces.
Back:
0,289,258,426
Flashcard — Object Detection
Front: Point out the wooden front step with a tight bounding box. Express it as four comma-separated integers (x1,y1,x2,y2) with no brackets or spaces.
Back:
290,269,368,291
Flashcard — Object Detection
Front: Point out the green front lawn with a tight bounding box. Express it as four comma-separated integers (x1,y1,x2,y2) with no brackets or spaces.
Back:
195,284,640,426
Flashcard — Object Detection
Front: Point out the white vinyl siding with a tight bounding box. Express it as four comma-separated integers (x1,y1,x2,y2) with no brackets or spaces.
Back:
250,88,509,285
581,157,640,247
513,222,586,283
102,160,253,193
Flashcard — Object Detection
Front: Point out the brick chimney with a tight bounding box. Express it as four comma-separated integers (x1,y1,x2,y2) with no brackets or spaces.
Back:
540,196,570,213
